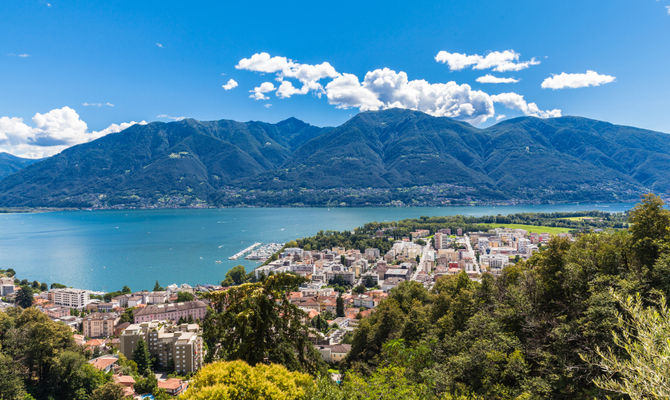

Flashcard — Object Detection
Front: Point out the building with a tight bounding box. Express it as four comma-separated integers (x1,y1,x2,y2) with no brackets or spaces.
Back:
133,300,208,323
89,356,118,373
83,312,119,338
48,288,90,309
0,276,14,296
120,321,204,374
317,344,352,363
158,378,188,396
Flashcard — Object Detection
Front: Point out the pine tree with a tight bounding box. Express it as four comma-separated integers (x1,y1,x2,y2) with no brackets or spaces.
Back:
132,338,152,375
336,294,345,318
15,285,33,308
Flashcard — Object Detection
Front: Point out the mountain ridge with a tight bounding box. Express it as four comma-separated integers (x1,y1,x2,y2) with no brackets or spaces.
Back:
0,109,667,208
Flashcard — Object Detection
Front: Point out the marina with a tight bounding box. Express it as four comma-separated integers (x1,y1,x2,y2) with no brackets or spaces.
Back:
245,242,285,261
228,242,262,260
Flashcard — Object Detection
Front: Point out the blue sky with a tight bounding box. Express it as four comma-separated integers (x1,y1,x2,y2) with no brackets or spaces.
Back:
1,0,670,157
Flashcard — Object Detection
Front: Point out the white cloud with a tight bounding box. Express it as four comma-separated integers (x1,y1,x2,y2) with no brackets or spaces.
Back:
496,114,507,121
435,50,540,72
222,79,238,90
0,107,146,158
491,92,561,118
155,42,164,48
236,52,338,98
7,53,30,58
326,68,495,123
264,104,272,109
476,74,519,84
82,102,114,107
156,114,186,121
236,52,557,124
249,82,276,100
666,5,670,15
541,70,616,89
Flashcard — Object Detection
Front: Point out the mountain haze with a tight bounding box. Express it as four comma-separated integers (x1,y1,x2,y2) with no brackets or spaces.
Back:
0,153,41,180
0,109,667,208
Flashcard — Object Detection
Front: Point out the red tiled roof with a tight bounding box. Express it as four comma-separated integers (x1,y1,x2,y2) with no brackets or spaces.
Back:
158,378,184,390
89,356,117,371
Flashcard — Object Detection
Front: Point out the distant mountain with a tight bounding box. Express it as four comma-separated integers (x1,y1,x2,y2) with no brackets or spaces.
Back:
0,109,668,208
0,152,40,180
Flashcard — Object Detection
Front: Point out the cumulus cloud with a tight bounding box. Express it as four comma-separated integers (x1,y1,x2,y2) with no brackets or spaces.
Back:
435,50,540,72
155,42,164,48
82,102,115,107
541,70,615,89
326,68,495,123
236,52,338,98
235,52,557,124
222,79,238,90
0,107,146,158
491,92,561,118
475,74,519,84
249,82,276,100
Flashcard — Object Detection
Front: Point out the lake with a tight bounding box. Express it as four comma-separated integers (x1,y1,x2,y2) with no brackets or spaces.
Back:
0,203,634,291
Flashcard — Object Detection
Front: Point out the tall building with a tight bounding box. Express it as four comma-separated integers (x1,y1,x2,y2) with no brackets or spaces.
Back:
82,312,119,338
120,321,204,374
48,288,90,309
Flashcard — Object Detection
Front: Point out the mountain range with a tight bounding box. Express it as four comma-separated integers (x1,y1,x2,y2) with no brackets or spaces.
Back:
0,108,668,208
0,153,40,180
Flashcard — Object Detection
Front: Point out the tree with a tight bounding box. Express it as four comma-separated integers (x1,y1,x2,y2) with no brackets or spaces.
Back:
15,286,33,308
352,285,365,294
50,283,66,289
119,307,135,324
221,265,249,286
336,294,345,318
31,280,39,289
90,382,127,400
132,338,152,375
153,281,163,291
134,372,158,395
628,193,670,270
182,360,314,400
176,291,194,302
587,292,670,399
203,273,324,374
121,285,131,294
0,353,26,400
39,282,47,291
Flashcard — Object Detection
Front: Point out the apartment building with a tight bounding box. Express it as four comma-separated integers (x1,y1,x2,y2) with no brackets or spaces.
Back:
48,288,90,309
83,312,119,338
119,321,204,374
133,300,207,323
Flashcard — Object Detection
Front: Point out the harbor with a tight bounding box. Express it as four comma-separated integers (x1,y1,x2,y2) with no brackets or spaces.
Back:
228,242,262,260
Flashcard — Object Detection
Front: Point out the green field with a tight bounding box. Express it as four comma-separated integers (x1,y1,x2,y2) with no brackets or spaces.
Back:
477,223,572,234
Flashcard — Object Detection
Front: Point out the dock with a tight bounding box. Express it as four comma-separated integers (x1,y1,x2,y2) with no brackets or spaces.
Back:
229,242,262,260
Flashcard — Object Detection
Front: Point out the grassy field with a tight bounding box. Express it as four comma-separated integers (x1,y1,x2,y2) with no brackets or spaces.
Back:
477,223,572,234
559,216,594,221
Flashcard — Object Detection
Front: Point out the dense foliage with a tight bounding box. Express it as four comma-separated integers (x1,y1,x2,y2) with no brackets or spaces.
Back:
202,274,325,374
0,307,112,399
180,360,314,400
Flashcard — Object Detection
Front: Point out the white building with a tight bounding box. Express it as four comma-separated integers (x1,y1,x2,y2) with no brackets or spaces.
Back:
48,288,90,309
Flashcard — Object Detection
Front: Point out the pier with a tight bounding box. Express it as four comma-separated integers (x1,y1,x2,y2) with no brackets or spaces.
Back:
229,242,262,260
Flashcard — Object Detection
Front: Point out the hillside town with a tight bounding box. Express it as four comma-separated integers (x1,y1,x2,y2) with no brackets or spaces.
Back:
0,225,572,398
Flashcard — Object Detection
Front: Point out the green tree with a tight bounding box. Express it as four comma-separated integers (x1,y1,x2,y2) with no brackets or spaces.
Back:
182,360,314,400
153,281,163,291
176,291,194,302
121,285,131,294
0,353,26,400
90,382,127,400
587,292,670,399
134,372,158,395
119,307,135,324
221,265,249,286
15,286,33,308
203,273,324,374
132,338,152,375
336,294,345,318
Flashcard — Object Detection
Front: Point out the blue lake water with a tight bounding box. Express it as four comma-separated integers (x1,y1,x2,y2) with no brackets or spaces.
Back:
0,203,634,292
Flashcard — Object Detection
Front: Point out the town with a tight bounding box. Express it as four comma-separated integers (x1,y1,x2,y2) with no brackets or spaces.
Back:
0,221,576,398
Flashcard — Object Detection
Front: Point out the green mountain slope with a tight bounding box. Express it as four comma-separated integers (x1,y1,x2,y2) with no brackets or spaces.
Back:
0,152,40,180
0,109,668,208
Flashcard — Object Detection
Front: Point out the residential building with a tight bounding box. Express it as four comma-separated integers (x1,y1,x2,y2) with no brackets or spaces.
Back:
133,300,207,323
83,312,119,338
48,288,90,309
120,321,204,374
